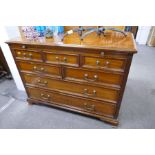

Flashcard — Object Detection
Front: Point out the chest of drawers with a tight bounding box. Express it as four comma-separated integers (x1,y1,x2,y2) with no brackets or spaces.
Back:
6,31,137,125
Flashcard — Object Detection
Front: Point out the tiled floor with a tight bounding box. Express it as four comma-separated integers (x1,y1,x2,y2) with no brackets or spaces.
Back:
0,44,155,129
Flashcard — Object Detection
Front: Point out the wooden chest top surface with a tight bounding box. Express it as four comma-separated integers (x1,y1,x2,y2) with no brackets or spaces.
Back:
6,31,137,53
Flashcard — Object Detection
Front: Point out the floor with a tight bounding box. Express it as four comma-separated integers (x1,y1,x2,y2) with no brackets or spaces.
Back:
0,44,155,129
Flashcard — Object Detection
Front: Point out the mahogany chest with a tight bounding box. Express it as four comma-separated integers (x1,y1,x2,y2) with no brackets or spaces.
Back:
6,31,137,125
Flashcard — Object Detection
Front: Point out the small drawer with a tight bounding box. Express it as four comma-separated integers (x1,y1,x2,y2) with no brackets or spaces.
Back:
82,56,127,72
45,52,79,67
17,61,61,78
27,87,116,117
23,74,119,103
10,44,29,50
81,51,128,59
14,49,42,62
10,44,40,50
64,67,123,87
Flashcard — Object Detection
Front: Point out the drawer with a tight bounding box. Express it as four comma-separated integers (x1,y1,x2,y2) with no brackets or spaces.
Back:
82,56,127,72
23,74,119,103
10,44,42,50
80,51,128,59
14,49,42,62
64,67,123,87
27,87,116,117
17,61,61,78
45,52,79,67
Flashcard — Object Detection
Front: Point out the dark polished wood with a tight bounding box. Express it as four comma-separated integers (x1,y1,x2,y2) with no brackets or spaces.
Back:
6,31,137,125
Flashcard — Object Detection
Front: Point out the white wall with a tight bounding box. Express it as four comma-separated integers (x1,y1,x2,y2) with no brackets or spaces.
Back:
136,26,151,44
0,26,25,91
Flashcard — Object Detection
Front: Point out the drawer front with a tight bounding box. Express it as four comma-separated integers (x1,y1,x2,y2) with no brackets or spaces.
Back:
27,87,116,117
81,51,128,59
45,53,79,66
64,67,123,87
17,61,61,78
10,44,39,50
82,56,126,71
14,49,42,62
23,74,119,103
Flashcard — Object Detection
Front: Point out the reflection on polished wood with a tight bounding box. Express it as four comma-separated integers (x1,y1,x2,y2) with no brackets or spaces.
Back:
6,31,137,52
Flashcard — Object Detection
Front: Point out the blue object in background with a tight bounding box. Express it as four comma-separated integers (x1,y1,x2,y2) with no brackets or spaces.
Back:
49,26,64,33
57,26,64,33
34,26,46,37
34,26,64,36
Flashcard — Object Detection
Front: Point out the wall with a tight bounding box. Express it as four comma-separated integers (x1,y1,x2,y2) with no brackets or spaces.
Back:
136,26,151,44
0,26,25,91
147,27,155,46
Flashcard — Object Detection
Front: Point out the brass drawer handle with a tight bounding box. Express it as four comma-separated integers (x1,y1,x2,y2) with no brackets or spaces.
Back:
96,60,110,67
55,56,59,61
84,73,88,79
84,88,88,94
37,79,48,86
55,56,68,63
96,60,100,65
22,45,26,49
40,67,45,71
100,52,104,57
29,53,33,58
40,93,51,100
105,61,110,66
84,103,95,111
83,88,96,96
22,53,33,59
84,74,98,82
17,51,21,55
94,75,98,80
33,66,45,72
63,57,67,62
23,53,27,58
37,79,41,83
33,66,37,70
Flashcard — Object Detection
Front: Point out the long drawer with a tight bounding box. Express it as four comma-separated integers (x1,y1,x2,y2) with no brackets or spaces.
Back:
23,73,119,103
63,67,123,87
27,87,116,117
17,61,61,78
